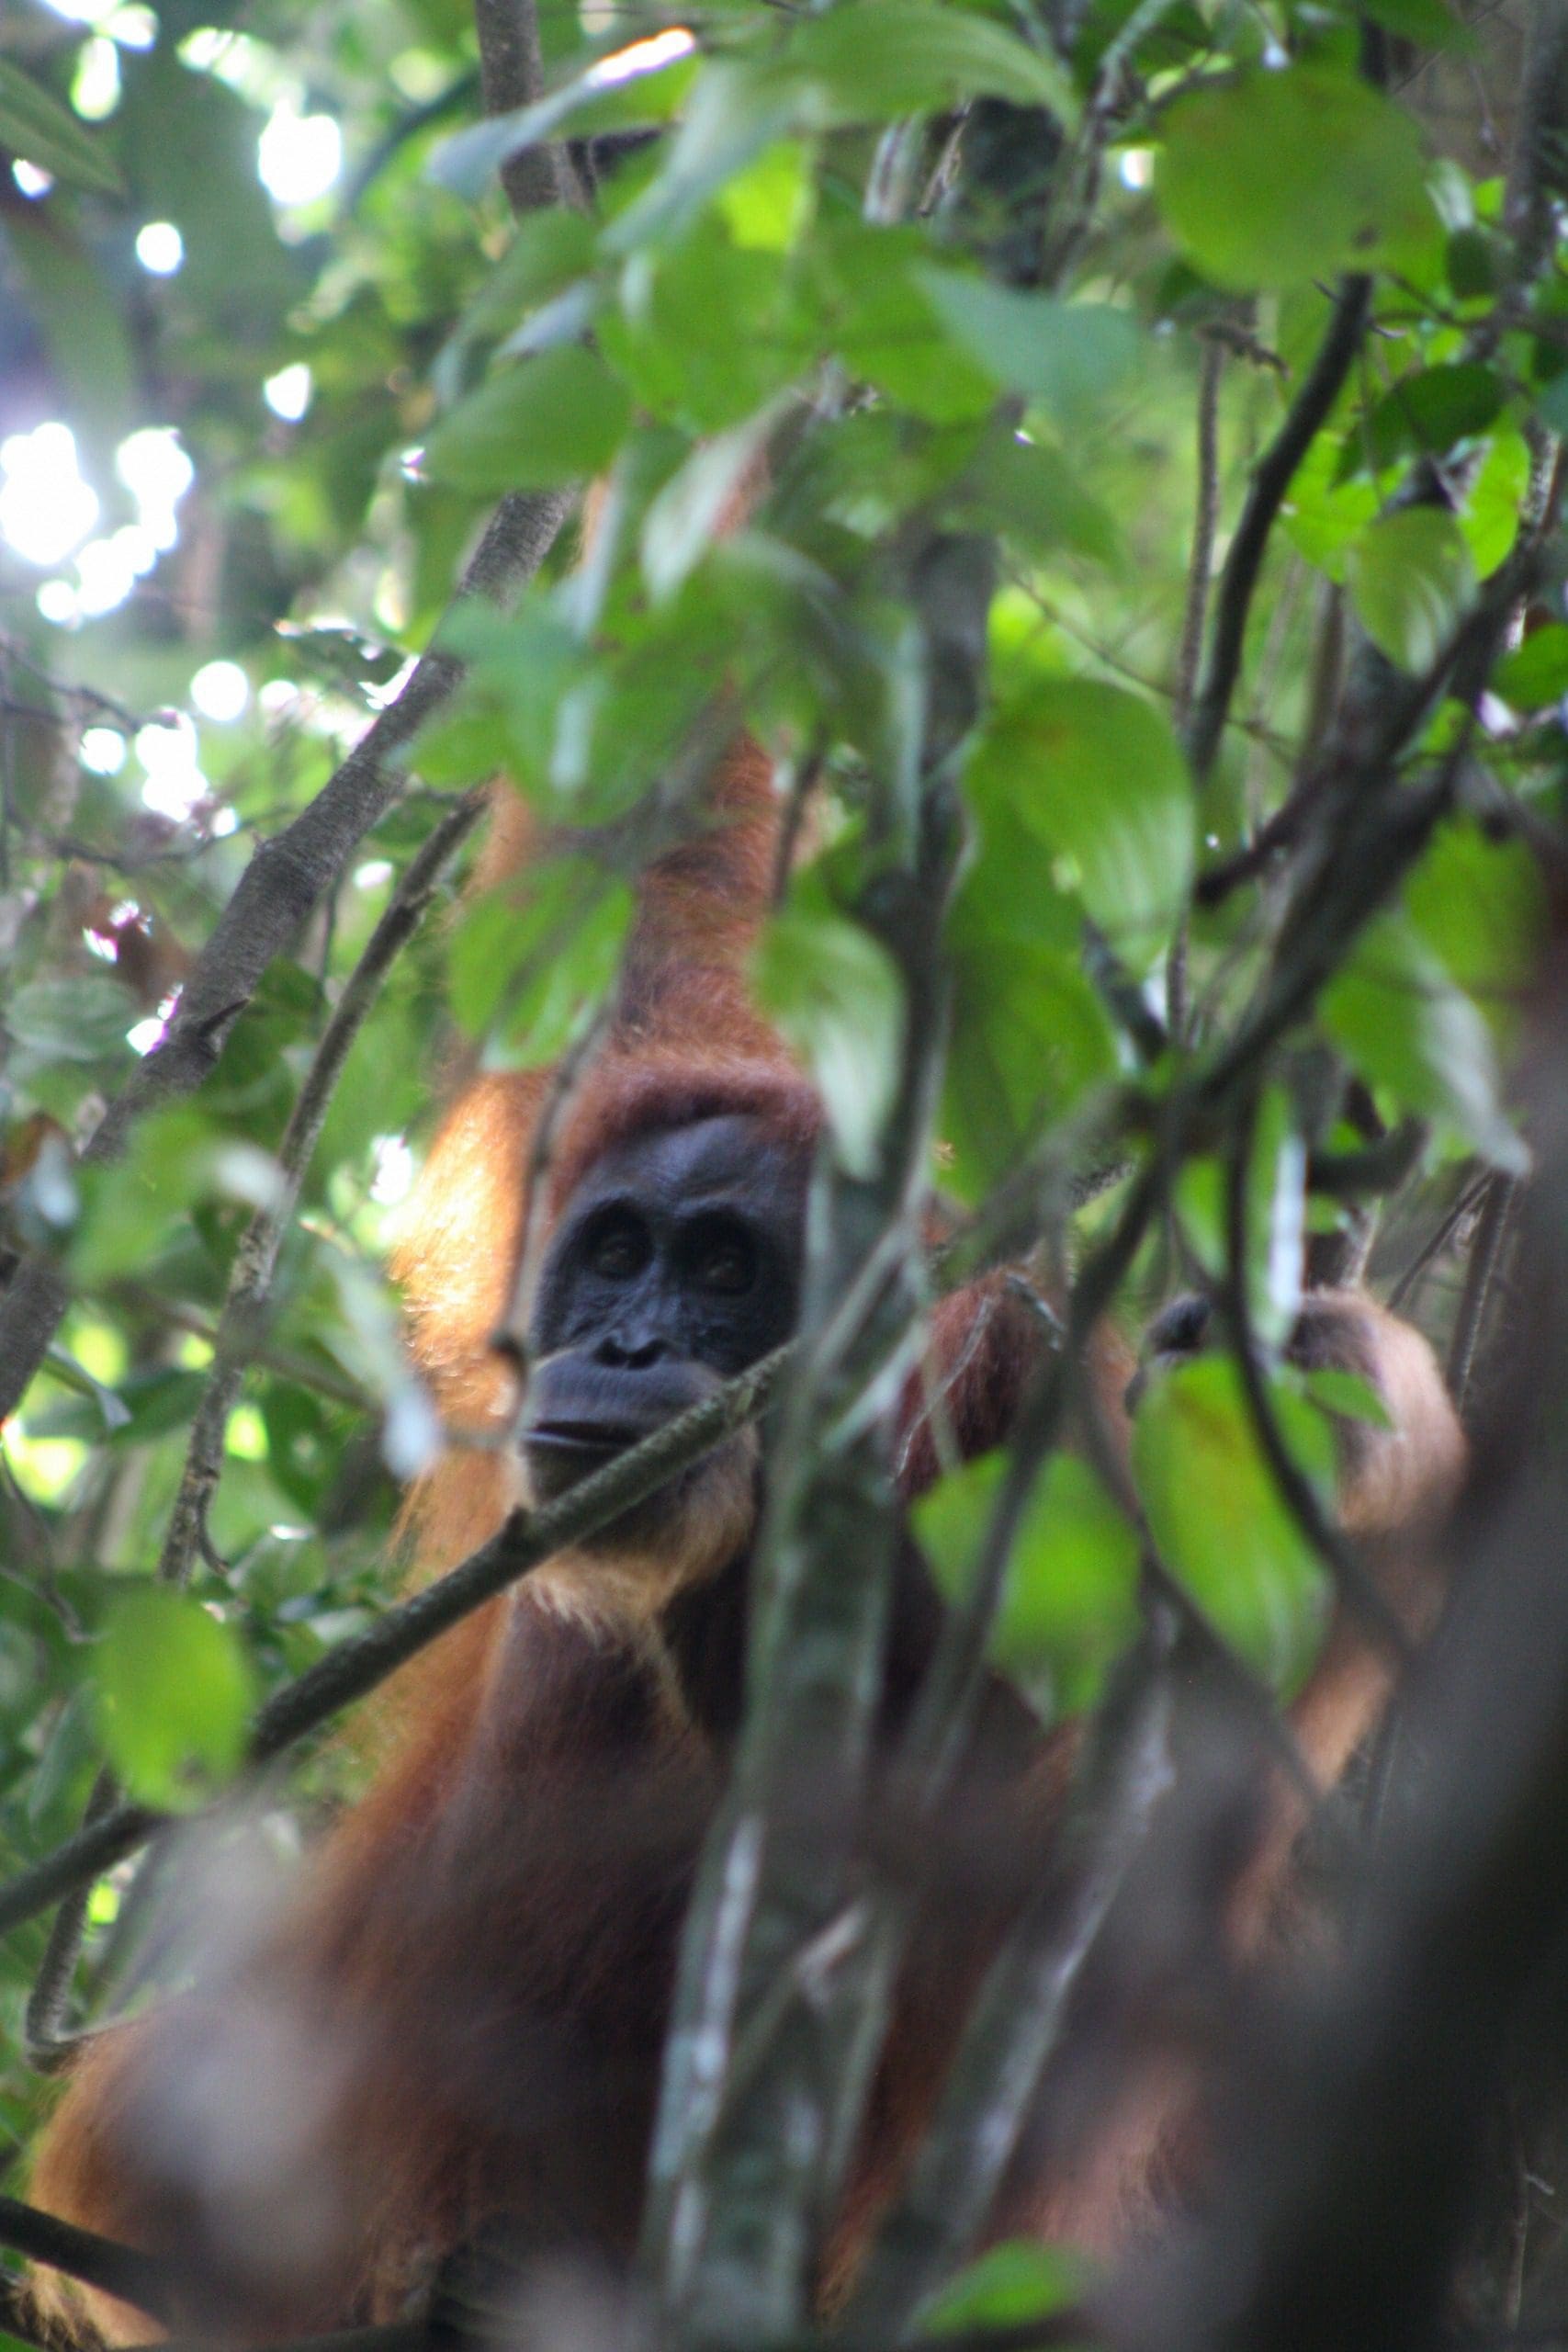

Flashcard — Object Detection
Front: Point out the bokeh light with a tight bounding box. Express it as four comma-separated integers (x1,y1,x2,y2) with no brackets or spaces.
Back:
134,713,209,821
257,106,342,206
135,220,185,274
81,726,128,775
264,364,312,422
191,660,250,722
0,424,98,568
72,35,121,118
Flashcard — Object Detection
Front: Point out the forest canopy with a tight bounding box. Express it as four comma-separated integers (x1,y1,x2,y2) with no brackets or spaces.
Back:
1,0,1568,2346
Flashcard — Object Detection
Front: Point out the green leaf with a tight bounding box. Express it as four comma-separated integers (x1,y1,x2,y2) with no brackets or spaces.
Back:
602,220,809,432
1321,914,1528,1170
1299,1365,1393,1431
1359,363,1503,469
94,1588,254,1810
641,402,784,600
784,2,1077,129
755,901,904,1178
960,434,1120,566
1404,819,1545,1022
0,56,123,194
1280,421,1381,584
1447,224,1498,299
1459,424,1530,576
967,678,1194,969
6,978,132,1062
915,1448,1140,1714
1157,67,1436,291
1131,1354,1334,1689
604,62,793,256
431,43,698,200
943,936,1119,1203
919,2241,1086,2334
716,139,814,253
1495,623,1568,709
455,212,599,345
1347,508,1473,673
423,346,630,492
68,1108,280,1287
813,223,995,425
41,1343,130,1434
918,271,1139,423
1357,0,1464,40
450,863,634,1061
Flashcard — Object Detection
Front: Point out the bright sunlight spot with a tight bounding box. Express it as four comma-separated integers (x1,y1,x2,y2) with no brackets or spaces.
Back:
134,714,209,821
81,726,127,775
0,424,98,569
128,990,177,1055
264,363,312,422
75,527,156,616
257,105,343,206
1119,148,1153,189
13,160,54,197
135,220,184,274
72,35,121,118
117,425,194,545
3,1426,87,1505
190,659,250,722
108,6,157,48
593,25,694,88
370,1135,415,1207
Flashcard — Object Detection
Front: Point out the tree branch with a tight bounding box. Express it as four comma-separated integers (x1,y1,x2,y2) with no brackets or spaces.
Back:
0,1342,794,1944
0,2195,178,2326
1185,277,1371,786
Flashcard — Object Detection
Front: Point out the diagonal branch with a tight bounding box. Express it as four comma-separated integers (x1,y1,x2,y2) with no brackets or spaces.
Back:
0,1342,794,1945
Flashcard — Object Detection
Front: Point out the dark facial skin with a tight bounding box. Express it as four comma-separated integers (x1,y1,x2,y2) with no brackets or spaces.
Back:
521,1114,808,1504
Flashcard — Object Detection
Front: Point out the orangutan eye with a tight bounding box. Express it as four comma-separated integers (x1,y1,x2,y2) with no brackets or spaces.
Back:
690,1219,756,1296
586,1213,649,1283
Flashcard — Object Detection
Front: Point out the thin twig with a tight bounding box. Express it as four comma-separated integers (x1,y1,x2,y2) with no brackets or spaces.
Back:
1388,1169,1489,1313
157,793,486,1596
1186,277,1371,785
1447,1172,1518,1412
1174,337,1224,737
23,1769,116,2071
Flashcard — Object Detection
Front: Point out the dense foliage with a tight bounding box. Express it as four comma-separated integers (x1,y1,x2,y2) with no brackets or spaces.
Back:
1,0,1566,2341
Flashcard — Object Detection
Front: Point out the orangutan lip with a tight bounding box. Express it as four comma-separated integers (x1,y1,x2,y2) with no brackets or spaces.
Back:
525,1419,645,1455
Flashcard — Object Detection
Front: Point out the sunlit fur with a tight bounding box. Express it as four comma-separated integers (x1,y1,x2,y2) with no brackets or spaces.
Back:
28,725,1469,2343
